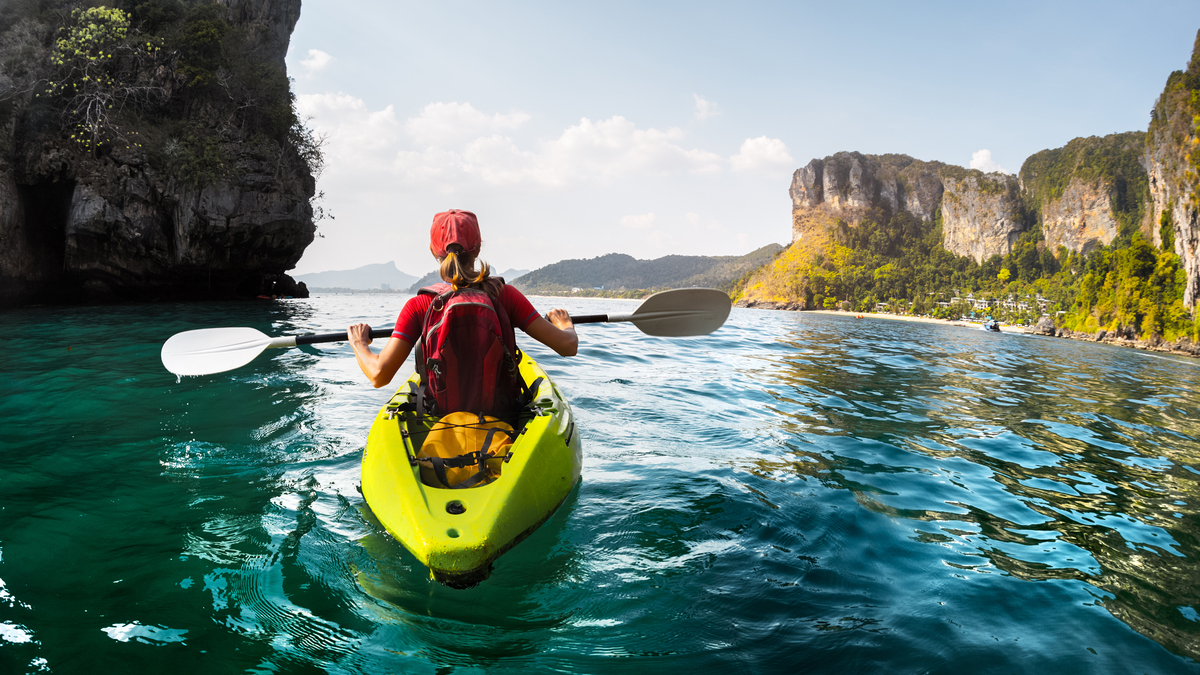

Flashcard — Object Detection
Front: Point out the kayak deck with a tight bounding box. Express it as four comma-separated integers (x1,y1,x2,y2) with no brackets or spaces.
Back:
360,354,582,587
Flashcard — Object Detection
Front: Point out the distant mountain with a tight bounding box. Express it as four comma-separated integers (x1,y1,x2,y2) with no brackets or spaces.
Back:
404,267,530,293
295,262,418,291
511,245,785,295
499,268,531,282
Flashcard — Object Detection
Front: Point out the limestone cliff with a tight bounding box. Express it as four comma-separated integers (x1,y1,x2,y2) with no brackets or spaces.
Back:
790,153,944,234
940,172,1022,263
1037,177,1120,255
789,152,1020,263
0,0,315,305
1143,32,1200,309
1018,131,1148,262
738,31,1200,328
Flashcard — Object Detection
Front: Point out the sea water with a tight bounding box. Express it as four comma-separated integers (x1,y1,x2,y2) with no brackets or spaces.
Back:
2,294,1200,673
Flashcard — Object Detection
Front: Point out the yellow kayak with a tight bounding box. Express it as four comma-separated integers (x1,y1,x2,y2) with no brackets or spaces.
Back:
360,353,582,587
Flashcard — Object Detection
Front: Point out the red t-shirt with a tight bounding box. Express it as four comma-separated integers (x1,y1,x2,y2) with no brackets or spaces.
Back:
391,284,541,343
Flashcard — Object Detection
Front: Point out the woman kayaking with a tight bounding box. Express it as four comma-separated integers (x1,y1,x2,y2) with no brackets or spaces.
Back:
347,209,578,405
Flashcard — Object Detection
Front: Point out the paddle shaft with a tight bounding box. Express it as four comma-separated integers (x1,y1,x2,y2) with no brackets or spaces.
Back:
294,327,393,346
162,288,730,376
295,314,618,344
570,314,608,325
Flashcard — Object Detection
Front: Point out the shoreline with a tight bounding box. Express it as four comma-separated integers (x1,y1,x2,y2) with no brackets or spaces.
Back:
747,306,1200,359
802,309,1029,333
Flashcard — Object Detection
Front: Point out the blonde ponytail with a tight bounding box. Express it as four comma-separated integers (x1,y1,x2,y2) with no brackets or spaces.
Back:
440,250,495,295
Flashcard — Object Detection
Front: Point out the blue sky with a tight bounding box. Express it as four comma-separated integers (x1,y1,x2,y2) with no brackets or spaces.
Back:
286,0,1200,277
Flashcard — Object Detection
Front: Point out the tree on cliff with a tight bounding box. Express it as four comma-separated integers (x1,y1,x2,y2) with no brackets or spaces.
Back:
2,1,324,186
42,6,167,152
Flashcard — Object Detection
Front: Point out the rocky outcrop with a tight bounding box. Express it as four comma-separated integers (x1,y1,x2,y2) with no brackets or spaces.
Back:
940,173,1022,263
790,152,1020,262
736,299,806,311
1143,34,1200,310
217,0,303,65
1038,177,1120,255
789,153,945,238
1033,316,1056,335
0,0,314,306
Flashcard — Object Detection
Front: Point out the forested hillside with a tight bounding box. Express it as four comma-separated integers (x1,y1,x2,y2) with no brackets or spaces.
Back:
735,30,1200,344
513,244,783,297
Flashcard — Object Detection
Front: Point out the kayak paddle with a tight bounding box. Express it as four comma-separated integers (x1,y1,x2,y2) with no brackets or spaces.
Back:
161,287,731,376
568,287,731,337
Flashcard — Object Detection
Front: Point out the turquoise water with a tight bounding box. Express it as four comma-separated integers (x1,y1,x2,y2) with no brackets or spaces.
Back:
3,294,1200,673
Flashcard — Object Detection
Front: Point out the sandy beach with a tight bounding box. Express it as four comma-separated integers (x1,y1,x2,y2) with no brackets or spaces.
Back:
802,309,1031,333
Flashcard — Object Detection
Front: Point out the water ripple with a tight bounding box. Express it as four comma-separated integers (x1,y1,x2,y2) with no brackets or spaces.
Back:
3,298,1200,671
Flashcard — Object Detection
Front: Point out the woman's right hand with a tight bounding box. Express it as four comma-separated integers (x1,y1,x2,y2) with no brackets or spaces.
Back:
546,308,574,330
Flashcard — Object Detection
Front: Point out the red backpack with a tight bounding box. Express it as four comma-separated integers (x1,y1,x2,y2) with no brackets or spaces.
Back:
415,281,522,417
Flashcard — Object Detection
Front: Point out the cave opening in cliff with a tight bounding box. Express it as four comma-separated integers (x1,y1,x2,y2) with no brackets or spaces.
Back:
16,180,75,296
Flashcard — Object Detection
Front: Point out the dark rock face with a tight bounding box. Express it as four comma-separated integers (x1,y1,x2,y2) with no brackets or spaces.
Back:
0,0,313,306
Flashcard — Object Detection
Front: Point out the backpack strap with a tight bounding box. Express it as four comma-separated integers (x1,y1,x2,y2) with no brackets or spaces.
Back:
416,288,456,415
418,282,452,296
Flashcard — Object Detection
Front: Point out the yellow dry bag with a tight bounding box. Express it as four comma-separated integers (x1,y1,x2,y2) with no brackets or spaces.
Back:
415,412,515,489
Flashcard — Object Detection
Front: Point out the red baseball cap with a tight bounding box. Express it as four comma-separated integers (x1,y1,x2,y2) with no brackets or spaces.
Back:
430,209,481,258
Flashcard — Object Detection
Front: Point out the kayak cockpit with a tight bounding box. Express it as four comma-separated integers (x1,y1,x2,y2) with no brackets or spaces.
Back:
361,355,582,588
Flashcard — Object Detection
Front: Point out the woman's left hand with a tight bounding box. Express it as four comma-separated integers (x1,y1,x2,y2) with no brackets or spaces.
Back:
348,323,373,347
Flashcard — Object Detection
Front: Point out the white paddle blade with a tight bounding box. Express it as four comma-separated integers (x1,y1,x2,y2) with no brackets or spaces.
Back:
629,288,731,336
161,327,275,376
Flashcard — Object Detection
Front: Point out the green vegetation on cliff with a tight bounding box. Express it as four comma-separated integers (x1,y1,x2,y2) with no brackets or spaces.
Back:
741,206,1195,340
0,0,322,186
1019,132,1149,245
736,30,1200,344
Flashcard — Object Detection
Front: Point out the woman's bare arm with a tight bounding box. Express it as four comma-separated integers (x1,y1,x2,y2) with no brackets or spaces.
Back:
523,309,578,357
348,323,413,387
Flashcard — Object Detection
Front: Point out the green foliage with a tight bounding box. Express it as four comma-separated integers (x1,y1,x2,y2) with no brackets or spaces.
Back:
1062,234,1189,340
0,0,322,189
42,6,163,150
515,245,784,295
163,129,228,185
128,0,185,34
1019,132,1149,245
175,3,227,89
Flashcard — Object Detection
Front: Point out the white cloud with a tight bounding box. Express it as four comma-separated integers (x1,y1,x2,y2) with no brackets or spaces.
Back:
694,94,719,120
296,92,402,163
537,116,723,183
687,211,724,231
404,102,531,146
297,94,729,198
297,100,724,187
730,136,794,172
621,212,656,229
299,49,333,77
969,149,1009,174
